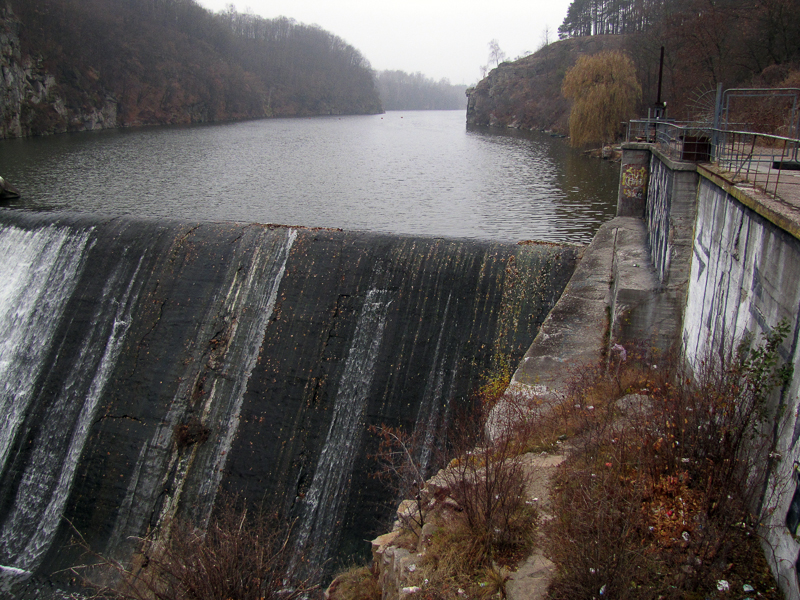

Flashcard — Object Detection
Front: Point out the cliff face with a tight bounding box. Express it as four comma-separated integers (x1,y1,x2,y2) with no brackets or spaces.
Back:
0,0,382,139
0,6,118,137
466,36,626,134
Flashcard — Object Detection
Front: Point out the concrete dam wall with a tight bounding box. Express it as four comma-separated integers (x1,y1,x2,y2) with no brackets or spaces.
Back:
0,211,579,595
621,143,800,597
682,172,800,596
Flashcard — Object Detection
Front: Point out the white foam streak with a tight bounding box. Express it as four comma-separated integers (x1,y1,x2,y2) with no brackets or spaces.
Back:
0,256,143,570
295,288,393,567
198,228,298,520
417,292,452,474
0,225,92,476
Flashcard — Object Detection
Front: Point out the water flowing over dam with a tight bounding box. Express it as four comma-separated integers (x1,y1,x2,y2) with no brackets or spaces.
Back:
0,210,579,594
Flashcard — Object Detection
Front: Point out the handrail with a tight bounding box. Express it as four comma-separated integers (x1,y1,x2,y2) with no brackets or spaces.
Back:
626,119,800,200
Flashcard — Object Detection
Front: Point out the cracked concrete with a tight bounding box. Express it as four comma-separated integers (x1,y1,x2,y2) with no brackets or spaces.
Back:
506,453,565,599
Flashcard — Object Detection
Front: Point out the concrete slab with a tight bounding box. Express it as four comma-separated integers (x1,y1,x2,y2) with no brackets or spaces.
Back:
609,218,684,357
511,216,666,392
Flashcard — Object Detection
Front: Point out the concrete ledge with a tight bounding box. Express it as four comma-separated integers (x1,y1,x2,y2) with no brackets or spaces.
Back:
609,217,683,355
622,142,653,151
512,217,619,390
511,216,681,393
698,164,800,242
622,142,700,172
650,145,700,172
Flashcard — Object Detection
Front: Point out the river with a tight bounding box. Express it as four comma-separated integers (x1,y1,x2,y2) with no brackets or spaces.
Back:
0,110,618,244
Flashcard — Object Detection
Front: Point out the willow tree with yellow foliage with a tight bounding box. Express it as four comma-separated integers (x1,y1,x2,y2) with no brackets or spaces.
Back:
561,51,641,147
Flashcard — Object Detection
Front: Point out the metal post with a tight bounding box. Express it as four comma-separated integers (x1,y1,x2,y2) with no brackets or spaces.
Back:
655,46,664,107
712,82,723,161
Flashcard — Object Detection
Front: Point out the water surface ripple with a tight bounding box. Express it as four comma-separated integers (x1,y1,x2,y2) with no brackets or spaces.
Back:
0,111,619,244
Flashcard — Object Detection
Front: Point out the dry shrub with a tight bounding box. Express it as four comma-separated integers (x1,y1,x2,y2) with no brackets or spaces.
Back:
552,343,660,453
443,443,536,564
326,566,381,600
442,392,538,567
547,325,791,599
74,500,317,600
548,464,651,599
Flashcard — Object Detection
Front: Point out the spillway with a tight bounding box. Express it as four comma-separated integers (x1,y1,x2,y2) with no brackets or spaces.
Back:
0,211,579,596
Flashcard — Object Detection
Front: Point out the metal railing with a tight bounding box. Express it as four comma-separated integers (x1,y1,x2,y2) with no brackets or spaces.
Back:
627,119,800,200
627,120,713,161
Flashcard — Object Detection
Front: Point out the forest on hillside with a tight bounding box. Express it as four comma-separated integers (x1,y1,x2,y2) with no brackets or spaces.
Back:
375,71,467,110
2,0,382,136
557,0,800,119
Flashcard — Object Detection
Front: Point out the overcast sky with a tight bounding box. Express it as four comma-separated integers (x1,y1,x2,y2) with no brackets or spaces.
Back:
197,0,573,85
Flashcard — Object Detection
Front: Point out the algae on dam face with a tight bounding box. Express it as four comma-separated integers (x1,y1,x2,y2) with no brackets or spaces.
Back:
0,212,579,593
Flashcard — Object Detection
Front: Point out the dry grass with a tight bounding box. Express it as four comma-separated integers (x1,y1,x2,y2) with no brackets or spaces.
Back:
73,499,317,600
326,566,382,600
546,326,791,599
397,514,531,600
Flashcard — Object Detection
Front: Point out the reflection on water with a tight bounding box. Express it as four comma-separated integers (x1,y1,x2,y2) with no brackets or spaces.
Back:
0,111,619,244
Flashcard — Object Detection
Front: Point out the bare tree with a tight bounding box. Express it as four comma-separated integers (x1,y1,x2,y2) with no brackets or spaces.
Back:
487,39,506,68
369,424,429,534
539,25,552,49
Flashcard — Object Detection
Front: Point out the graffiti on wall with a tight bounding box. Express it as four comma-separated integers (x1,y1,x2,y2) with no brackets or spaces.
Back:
622,165,648,200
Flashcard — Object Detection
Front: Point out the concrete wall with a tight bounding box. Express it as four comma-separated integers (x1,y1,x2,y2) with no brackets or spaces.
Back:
682,171,800,597
611,144,700,356
617,144,650,218
633,144,800,595
623,142,800,595
645,151,698,290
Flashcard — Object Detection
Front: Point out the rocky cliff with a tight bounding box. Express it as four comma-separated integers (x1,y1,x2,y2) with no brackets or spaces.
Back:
466,36,627,134
0,5,118,137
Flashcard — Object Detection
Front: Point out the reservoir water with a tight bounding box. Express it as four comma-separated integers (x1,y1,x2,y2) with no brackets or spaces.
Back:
0,110,619,243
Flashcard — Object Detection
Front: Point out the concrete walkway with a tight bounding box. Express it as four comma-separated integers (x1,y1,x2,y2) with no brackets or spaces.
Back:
502,215,678,600
505,453,565,599
511,215,677,393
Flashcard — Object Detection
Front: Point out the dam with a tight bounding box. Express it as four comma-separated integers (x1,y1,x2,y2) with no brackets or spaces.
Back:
0,210,579,596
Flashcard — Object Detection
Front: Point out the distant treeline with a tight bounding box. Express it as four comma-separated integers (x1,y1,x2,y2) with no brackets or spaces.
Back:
376,71,467,111
6,0,382,132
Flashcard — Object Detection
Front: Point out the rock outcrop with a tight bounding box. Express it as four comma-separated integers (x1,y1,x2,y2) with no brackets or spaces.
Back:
0,1,383,139
0,6,118,138
466,35,627,134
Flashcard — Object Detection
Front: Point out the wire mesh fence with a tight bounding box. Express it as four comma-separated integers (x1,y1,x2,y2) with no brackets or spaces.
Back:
627,119,800,200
